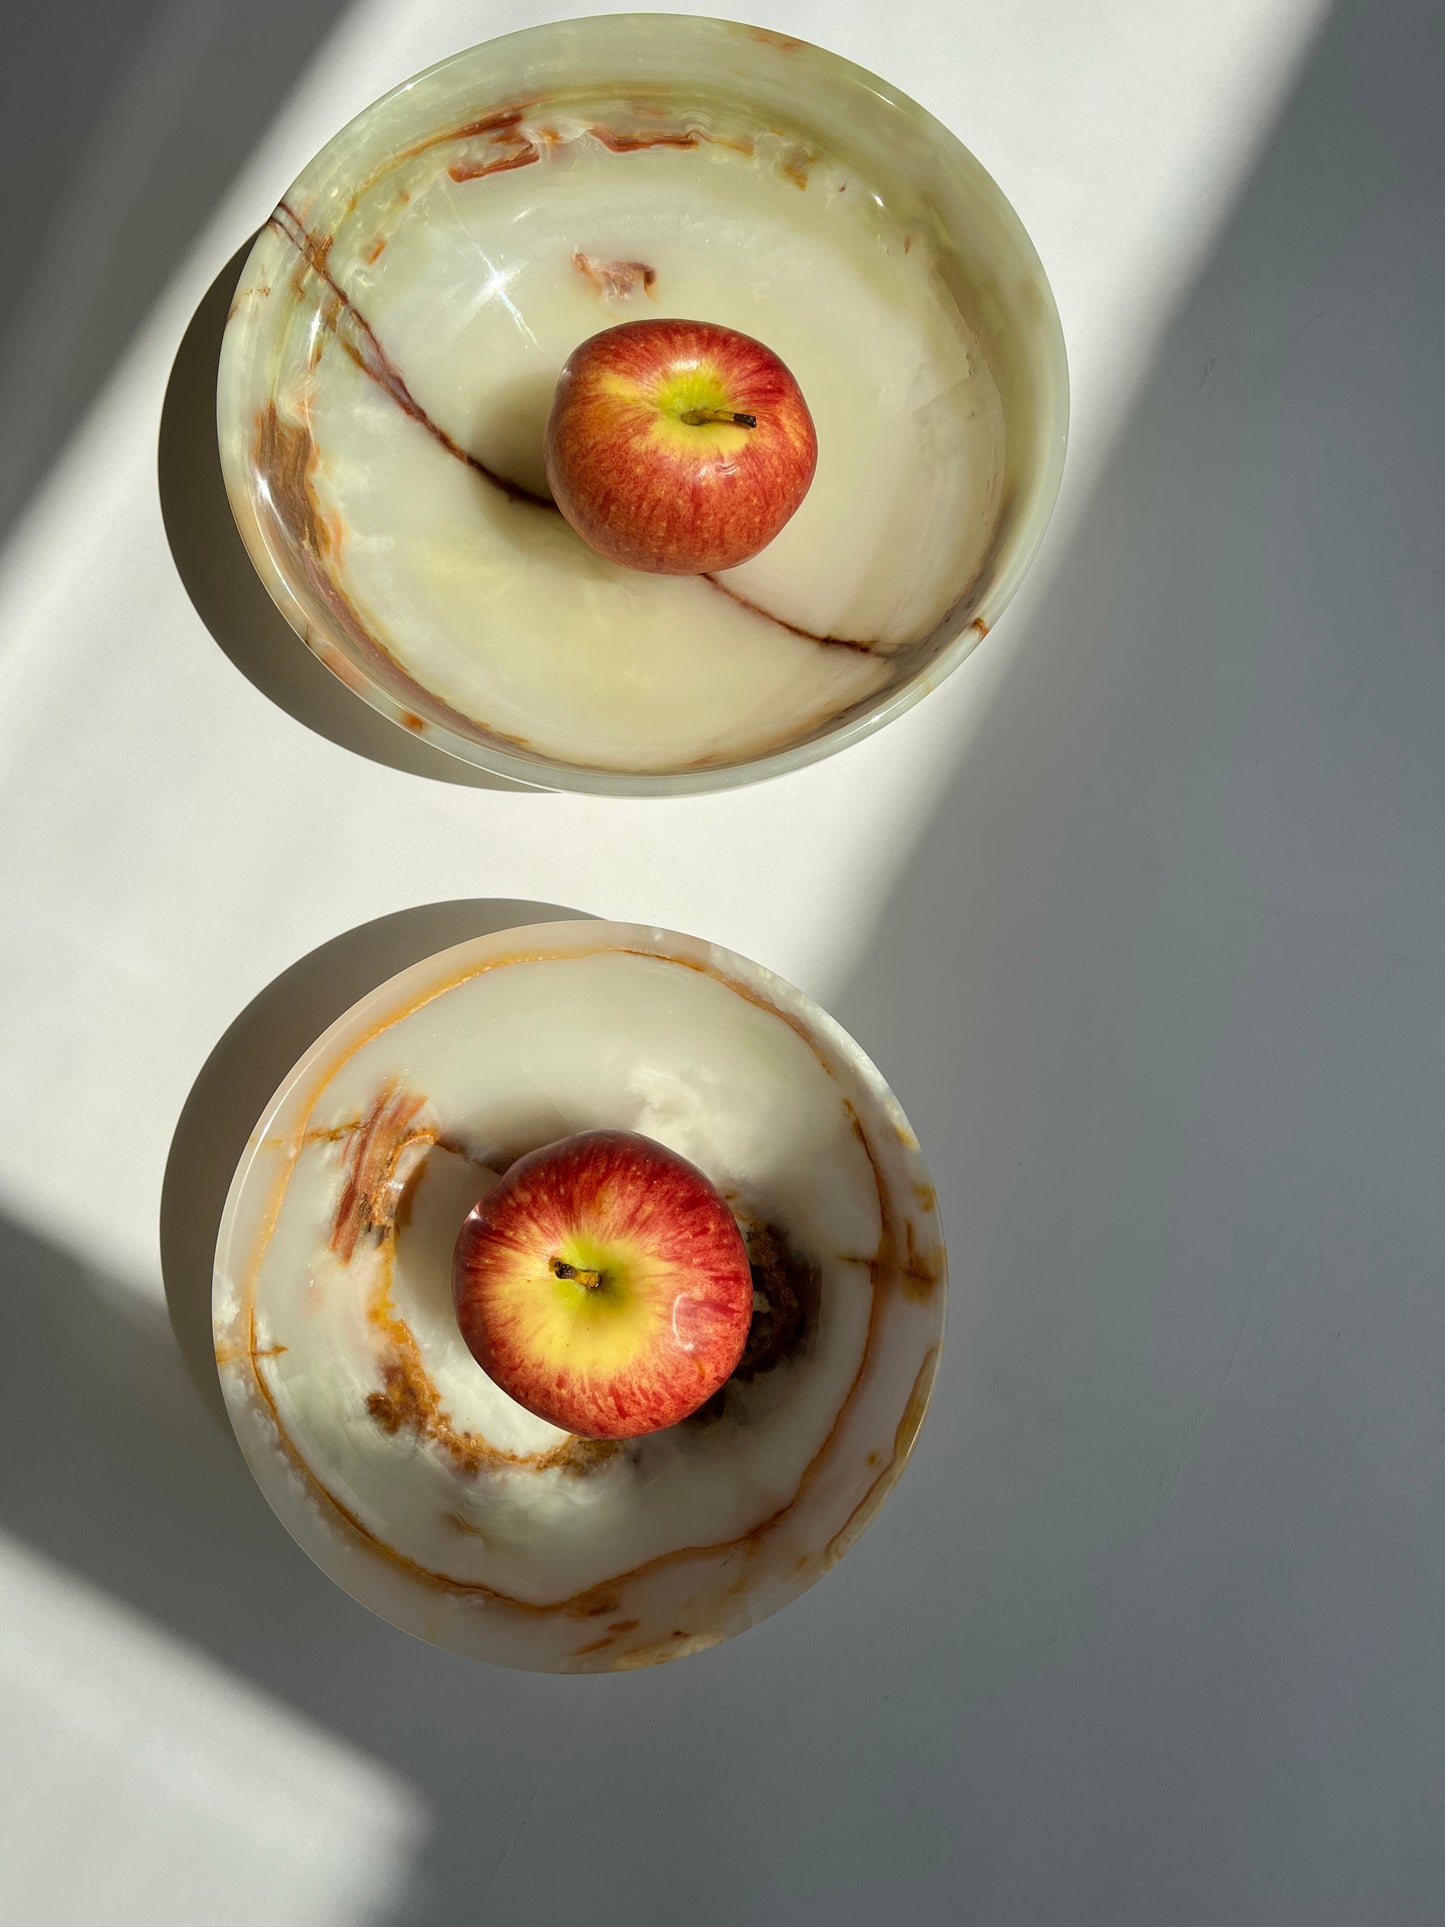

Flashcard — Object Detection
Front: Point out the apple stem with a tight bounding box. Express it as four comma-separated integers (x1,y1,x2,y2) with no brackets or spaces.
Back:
553,1260,603,1289
680,407,757,429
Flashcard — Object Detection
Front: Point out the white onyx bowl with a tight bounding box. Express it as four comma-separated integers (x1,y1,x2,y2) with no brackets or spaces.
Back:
216,14,1067,793
212,923,946,1670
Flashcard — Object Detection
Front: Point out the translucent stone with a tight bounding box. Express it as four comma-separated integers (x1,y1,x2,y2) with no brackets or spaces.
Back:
218,17,1067,789
214,924,947,1670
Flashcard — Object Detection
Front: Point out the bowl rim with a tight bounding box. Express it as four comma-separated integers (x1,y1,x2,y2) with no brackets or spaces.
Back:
216,11,1070,796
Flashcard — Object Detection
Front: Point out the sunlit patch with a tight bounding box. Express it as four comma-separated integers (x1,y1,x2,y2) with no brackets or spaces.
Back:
222,83,1017,766
0,1540,424,1916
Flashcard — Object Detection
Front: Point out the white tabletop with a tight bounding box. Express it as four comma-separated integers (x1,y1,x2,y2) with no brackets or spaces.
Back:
3,1,1443,1921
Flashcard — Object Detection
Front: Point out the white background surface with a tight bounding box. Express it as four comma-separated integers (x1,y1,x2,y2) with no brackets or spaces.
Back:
3,1,1444,1921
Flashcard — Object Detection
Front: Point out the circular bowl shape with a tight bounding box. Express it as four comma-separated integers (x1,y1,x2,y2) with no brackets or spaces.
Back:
218,14,1068,794
213,922,947,1670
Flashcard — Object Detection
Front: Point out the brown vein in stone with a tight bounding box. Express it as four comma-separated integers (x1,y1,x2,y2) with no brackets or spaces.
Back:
590,126,702,153
448,145,540,184
265,200,878,655
252,404,523,746
329,1079,429,1262
590,124,755,159
573,250,657,301
351,103,539,206
822,1341,941,1568
269,200,549,506
701,573,874,655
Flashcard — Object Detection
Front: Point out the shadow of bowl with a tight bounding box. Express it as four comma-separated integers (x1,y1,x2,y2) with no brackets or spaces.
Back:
159,897,589,1425
158,242,531,792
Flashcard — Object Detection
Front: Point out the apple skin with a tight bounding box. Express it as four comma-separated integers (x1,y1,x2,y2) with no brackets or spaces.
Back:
544,318,818,575
452,1130,754,1439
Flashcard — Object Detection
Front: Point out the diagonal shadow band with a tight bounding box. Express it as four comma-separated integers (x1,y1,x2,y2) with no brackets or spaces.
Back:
0,0,352,551
157,243,530,792
159,897,589,1426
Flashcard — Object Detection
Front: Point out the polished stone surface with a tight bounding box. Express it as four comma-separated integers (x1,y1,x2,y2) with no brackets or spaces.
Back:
218,17,1065,787
216,923,944,1670
7,0,1443,1918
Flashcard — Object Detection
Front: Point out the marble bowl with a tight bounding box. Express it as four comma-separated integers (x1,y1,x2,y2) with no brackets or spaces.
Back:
212,922,946,1670
217,14,1067,793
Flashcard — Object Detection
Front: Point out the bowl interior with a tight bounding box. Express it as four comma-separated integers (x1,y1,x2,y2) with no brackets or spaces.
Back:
218,14,1067,793
212,921,946,1669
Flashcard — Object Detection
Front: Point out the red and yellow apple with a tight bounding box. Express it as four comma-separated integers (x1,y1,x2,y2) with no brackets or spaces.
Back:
544,318,817,574
452,1130,754,1438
